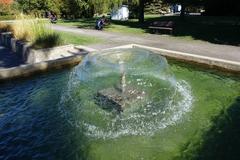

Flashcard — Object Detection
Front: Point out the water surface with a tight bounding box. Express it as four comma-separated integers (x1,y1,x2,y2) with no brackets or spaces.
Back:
0,51,239,160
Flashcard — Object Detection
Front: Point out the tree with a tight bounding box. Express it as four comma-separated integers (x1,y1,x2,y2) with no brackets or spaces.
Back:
138,0,145,23
16,0,63,17
129,0,153,23
15,0,163,21
0,0,14,15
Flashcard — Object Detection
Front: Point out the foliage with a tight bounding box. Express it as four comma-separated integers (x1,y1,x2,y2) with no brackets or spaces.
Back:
14,0,141,18
8,0,240,22
16,0,62,17
0,0,17,16
0,3,11,15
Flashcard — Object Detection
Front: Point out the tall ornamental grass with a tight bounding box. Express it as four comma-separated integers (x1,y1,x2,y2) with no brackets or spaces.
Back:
0,22,13,32
11,14,63,49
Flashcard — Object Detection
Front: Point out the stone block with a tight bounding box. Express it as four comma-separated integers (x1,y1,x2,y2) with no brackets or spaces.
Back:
95,86,144,113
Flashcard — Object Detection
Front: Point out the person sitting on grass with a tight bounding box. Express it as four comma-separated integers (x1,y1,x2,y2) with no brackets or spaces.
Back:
95,16,109,30
49,13,57,24
95,18,104,30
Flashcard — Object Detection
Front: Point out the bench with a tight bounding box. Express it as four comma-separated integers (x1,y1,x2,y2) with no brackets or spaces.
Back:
149,21,174,34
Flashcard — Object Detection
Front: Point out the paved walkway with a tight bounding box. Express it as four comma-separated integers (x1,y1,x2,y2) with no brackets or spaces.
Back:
53,25,240,63
0,46,24,69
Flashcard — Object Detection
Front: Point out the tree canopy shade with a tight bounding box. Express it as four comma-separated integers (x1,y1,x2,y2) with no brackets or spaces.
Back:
204,0,240,16
162,0,204,16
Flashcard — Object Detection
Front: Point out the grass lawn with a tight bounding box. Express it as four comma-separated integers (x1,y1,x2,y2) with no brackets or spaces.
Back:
58,15,240,46
58,31,103,45
33,31,103,49
0,15,16,21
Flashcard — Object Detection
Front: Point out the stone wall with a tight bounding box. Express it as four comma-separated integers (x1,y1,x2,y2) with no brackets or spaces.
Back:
0,31,89,81
0,31,87,63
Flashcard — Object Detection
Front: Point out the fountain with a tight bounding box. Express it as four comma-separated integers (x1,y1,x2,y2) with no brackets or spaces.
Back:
95,52,146,113
59,48,193,138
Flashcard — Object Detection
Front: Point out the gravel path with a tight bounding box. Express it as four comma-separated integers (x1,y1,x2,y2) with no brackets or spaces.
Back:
53,25,240,62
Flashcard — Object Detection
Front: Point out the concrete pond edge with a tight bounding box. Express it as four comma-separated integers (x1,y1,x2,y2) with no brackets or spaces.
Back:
0,40,240,81
100,44,240,74
0,32,91,81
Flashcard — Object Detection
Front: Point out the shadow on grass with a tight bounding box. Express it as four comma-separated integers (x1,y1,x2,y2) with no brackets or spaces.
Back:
61,16,240,46
122,15,240,46
175,96,240,160
61,18,97,29
109,19,147,29
112,15,240,46
146,16,240,46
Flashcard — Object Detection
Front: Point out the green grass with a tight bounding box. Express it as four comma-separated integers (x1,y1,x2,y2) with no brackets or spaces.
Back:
58,15,240,46
0,15,15,21
105,23,146,35
33,31,103,49
58,31,103,45
58,18,96,29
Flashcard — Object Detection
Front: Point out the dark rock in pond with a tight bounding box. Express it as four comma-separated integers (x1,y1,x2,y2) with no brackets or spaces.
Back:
95,86,144,113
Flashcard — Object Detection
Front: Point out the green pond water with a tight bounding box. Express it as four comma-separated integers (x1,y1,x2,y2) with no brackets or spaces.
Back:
0,48,239,160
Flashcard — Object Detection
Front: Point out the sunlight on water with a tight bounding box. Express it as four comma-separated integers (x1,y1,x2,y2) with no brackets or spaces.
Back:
1,48,239,160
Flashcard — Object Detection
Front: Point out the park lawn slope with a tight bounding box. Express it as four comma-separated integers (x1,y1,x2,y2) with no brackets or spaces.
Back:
58,31,103,45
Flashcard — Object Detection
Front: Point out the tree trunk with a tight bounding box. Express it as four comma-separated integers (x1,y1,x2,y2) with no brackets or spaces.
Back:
180,3,185,17
138,0,145,23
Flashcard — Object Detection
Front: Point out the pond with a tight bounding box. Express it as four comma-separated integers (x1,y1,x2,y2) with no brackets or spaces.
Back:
0,48,239,160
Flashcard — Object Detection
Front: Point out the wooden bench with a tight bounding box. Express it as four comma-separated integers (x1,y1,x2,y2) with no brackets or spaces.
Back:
149,21,174,34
